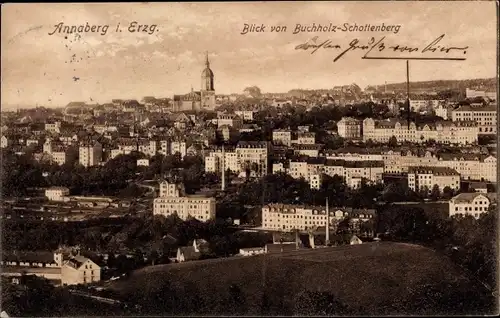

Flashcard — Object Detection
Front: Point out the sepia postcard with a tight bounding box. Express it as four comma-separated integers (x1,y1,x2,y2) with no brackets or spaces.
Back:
0,1,498,316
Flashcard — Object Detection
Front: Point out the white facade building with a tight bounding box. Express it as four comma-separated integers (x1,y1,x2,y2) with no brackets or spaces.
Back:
45,187,70,201
448,193,496,219
79,141,102,167
153,181,216,222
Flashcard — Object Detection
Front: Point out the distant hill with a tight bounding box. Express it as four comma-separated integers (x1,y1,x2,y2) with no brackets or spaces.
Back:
108,242,494,316
366,78,496,93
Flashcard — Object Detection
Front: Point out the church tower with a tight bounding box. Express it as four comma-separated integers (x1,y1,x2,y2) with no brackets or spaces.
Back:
200,51,216,110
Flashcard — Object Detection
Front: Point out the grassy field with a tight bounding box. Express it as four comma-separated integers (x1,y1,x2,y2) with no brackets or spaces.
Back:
106,242,495,316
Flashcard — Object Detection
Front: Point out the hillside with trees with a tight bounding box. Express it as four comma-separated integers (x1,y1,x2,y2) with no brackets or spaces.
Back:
366,78,496,93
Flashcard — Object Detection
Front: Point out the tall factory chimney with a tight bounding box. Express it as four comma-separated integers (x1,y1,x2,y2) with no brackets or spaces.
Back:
325,197,330,246
406,60,411,130
221,144,226,191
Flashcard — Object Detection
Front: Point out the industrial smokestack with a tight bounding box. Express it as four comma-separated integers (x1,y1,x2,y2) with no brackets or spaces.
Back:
326,197,330,246
406,60,410,130
221,144,226,191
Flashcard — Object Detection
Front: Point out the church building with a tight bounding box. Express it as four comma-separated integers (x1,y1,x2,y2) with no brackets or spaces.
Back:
173,52,216,112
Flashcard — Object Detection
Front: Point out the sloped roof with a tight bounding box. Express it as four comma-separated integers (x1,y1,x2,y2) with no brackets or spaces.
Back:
451,193,496,204
178,246,201,261
2,251,55,264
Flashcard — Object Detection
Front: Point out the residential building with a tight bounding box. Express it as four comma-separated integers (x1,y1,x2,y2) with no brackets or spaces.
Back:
45,121,61,134
381,150,496,182
170,141,187,158
261,203,375,231
79,141,102,167
204,147,239,173
61,255,101,286
296,132,316,145
362,118,479,145
451,105,497,134
435,103,450,120
235,141,270,177
153,181,216,222
272,129,292,147
217,113,243,129
218,125,237,141
465,88,496,100
1,135,8,148
324,148,384,161
448,193,496,218
407,166,460,192
138,139,158,157
158,140,170,156
26,138,39,147
50,145,69,165
337,117,361,139
293,144,322,157
309,174,322,189
235,110,256,121
409,100,430,111
45,187,70,201
343,160,384,186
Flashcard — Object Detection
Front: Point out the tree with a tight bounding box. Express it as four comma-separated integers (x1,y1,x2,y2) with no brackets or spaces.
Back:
430,184,441,201
388,136,398,147
337,217,352,234
418,186,430,199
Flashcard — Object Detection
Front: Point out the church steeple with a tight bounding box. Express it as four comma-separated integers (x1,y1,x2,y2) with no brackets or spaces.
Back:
201,51,214,91
205,51,210,68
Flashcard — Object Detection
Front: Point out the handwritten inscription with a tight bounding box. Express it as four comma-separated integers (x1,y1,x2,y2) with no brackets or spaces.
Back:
240,22,402,35
48,22,159,36
294,34,468,62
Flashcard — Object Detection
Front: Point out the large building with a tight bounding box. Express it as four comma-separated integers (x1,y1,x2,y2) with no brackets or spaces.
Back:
465,88,496,100
173,52,216,112
45,187,70,202
272,129,293,147
79,141,102,167
153,181,216,222
205,146,239,173
407,166,460,192
337,117,362,139
235,141,270,177
448,193,496,219
362,118,479,145
61,255,101,286
217,113,243,129
382,150,496,182
261,203,375,232
451,105,497,134
274,157,384,189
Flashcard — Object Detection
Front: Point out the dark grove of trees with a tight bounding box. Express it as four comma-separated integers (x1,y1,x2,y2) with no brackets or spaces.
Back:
1,276,130,317
1,150,208,198
377,204,497,301
2,214,271,266
215,173,383,224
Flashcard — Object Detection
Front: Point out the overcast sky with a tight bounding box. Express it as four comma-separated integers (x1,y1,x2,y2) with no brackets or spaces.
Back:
1,2,497,107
